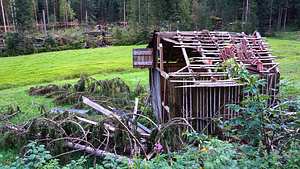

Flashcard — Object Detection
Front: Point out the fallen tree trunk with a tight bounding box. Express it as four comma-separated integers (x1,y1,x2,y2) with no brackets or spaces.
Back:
82,96,151,137
65,141,131,162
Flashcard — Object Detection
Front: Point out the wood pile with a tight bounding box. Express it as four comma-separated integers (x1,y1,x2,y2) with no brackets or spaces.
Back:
0,95,194,160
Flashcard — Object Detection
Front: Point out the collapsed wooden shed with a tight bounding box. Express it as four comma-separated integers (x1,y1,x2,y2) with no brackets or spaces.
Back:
133,31,280,133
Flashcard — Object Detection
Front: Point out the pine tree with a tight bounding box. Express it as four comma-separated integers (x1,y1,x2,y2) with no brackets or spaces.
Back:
14,0,34,32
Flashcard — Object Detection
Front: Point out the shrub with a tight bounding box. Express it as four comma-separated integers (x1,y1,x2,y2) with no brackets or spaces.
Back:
44,35,58,50
0,141,88,169
4,32,34,56
111,25,151,45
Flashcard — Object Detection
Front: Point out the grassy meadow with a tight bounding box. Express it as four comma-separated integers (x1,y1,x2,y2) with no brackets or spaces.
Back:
0,45,146,90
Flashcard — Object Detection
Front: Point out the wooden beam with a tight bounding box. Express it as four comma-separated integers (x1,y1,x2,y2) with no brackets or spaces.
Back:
175,83,244,88
155,67,169,79
162,37,180,44
181,48,191,68
82,97,151,136
159,43,164,71
66,142,131,161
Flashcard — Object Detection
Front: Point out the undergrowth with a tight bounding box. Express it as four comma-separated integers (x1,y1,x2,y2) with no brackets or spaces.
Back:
0,134,299,169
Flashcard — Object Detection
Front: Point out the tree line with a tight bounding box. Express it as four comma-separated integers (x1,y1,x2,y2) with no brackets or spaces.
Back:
0,0,300,34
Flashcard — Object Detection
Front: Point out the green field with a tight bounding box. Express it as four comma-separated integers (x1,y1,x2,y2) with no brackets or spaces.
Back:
267,38,300,96
0,38,299,123
0,45,148,124
0,45,146,90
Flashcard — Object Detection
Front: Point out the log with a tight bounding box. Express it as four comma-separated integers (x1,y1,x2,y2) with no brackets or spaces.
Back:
82,97,114,117
82,96,151,136
0,124,26,133
75,115,116,131
133,98,139,121
65,141,131,162
50,108,90,115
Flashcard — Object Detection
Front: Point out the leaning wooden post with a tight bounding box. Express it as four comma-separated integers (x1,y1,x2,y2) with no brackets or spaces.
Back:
159,43,163,71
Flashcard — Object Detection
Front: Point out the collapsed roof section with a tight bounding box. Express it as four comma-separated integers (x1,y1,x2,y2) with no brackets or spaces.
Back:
145,30,279,88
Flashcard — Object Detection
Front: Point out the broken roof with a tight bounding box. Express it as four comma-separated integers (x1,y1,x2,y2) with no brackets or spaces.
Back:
150,30,279,88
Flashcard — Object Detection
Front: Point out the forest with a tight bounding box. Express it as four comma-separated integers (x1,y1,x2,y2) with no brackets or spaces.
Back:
0,0,300,34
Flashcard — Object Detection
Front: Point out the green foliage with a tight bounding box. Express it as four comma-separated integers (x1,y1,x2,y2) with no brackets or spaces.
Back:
112,25,151,45
1,28,86,57
0,132,299,169
199,139,238,169
61,157,87,169
219,60,299,168
14,0,34,32
0,141,52,169
59,0,76,21
44,36,59,50
42,159,61,169
22,141,52,168
4,32,34,56
28,76,148,110
221,58,250,82
0,142,88,169
223,76,299,150
96,156,128,169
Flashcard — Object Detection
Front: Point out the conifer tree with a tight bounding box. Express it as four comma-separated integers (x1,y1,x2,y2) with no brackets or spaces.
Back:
14,0,34,32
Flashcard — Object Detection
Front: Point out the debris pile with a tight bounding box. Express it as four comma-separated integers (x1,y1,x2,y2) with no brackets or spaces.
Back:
1,77,194,160
29,76,146,110
0,96,194,160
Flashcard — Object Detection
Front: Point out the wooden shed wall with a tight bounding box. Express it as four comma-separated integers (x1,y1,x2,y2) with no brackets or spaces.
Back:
162,80,243,133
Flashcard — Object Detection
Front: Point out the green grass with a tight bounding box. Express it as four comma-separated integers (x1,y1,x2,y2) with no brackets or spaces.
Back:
273,31,300,41
267,38,300,96
0,149,17,165
0,45,145,90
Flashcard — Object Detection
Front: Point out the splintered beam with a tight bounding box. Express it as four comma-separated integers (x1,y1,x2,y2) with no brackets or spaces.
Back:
181,47,195,75
82,96,151,137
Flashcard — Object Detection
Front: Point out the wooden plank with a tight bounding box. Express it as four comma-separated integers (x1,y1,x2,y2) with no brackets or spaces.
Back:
175,82,245,88
66,142,130,161
170,79,238,83
75,116,116,131
181,47,191,67
82,97,151,136
162,37,180,44
169,71,228,75
132,47,151,56
159,43,164,71
133,98,139,121
133,48,153,68
155,67,169,79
